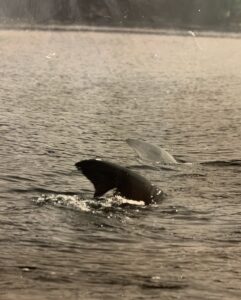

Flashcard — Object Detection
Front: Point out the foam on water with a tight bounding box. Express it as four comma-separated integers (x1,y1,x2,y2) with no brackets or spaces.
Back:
34,194,92,212
34,194,145,213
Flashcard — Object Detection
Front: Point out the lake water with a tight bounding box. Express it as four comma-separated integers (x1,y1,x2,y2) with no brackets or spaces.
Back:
0,28,241,300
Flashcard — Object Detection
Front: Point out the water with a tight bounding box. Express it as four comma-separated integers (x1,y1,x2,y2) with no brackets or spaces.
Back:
0,28,241,299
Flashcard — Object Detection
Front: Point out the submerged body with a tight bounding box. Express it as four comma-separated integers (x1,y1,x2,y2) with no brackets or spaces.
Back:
75,159,164,205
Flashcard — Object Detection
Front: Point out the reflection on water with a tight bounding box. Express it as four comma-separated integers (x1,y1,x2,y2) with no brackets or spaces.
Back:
0,29,241,299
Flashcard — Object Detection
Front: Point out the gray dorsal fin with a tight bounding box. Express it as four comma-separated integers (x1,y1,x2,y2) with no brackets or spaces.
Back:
126,138,177,165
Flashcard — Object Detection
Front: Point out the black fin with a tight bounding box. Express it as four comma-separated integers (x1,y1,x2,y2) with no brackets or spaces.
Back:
75,159,164,204
92,174,116,197
75,160,117,197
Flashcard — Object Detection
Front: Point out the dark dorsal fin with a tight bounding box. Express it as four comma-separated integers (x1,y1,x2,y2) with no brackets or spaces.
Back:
92,175,116,197
75,160,117,197
75,159,164,204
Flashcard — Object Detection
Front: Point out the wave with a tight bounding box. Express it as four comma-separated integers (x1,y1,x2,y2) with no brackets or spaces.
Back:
200,159,241,167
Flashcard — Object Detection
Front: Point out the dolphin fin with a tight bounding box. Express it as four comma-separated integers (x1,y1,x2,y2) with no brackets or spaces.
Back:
126,138,177,165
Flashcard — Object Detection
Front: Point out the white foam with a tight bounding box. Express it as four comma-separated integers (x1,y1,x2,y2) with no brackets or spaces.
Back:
111,195,145,206
34,193,145,213
35,194,91,212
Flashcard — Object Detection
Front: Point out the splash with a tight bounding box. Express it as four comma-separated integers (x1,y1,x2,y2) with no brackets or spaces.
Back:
34,194,145,213
34,194,91,212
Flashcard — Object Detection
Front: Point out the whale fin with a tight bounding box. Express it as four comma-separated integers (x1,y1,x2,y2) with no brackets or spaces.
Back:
126,139,177,165
75,160,116,197
75,159,163,204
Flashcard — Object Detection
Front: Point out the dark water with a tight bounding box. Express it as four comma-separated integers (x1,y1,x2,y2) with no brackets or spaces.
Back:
1,29,241,299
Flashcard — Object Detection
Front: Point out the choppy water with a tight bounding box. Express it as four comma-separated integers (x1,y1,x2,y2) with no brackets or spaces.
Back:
1,28,241,300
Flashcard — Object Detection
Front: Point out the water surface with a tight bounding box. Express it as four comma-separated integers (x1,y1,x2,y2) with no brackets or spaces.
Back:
0,29,241,299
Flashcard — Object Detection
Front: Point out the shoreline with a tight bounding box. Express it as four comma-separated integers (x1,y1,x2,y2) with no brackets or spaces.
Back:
0,23,241,39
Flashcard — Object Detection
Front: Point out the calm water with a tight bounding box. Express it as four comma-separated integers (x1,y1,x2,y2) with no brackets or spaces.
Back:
0,28,241,300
